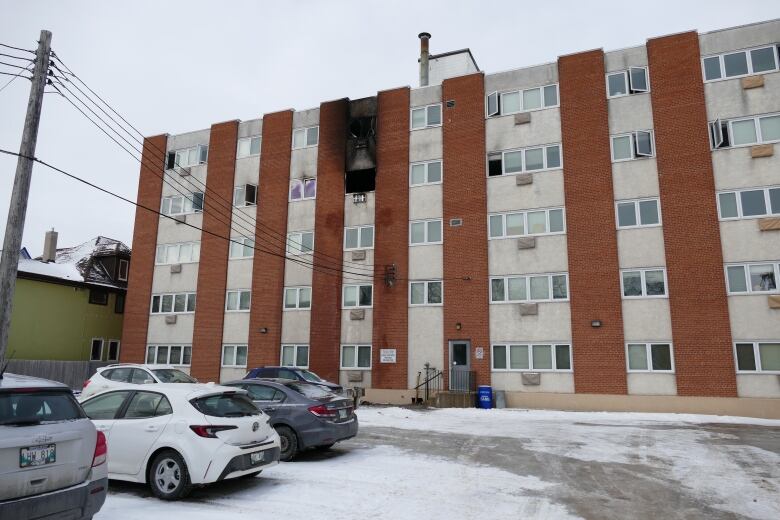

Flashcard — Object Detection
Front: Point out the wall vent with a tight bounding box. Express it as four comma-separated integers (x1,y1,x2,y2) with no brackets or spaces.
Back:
446,99,456,108
449,218,463,227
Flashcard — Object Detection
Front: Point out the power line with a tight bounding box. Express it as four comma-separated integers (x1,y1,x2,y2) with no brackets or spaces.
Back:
0,42,35,54
0,52,34,62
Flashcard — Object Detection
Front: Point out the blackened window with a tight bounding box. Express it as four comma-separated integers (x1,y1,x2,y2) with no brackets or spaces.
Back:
89,289,108,305
115,292,125,314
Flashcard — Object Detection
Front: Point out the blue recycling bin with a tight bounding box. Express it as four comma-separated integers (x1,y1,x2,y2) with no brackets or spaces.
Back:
477,385,493,409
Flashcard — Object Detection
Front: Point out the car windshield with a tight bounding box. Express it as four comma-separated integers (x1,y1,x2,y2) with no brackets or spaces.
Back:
299,370,323,382
190,393,260,417
285,382,335,399
152,369,197,383
0,390,85,426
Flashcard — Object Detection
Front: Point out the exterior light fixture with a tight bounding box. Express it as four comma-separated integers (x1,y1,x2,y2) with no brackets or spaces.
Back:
259,327,268,334
591,320,602,328
455,322,462,331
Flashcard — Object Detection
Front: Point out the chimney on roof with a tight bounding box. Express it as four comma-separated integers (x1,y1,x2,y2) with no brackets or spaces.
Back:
42,228,58,263
419,32,431,87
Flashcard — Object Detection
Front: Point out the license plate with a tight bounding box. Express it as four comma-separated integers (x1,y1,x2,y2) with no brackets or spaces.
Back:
338,409,347,419
250,451,264,464
20,444,56,468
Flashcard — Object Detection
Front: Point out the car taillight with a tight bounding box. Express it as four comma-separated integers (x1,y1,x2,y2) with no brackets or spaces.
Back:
308,404,337,418
83,379,91,388
92,431,107,467
189,425,238,438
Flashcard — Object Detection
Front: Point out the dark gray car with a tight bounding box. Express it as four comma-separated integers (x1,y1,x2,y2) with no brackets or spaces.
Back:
224,379,358,461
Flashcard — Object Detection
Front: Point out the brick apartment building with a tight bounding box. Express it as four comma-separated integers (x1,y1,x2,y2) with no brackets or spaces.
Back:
121,19,780,417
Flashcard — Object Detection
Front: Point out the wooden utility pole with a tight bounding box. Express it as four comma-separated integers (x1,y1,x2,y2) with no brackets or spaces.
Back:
0,30,52,368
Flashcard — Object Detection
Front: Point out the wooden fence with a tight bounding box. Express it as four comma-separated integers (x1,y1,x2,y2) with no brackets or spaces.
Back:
5,359,109,390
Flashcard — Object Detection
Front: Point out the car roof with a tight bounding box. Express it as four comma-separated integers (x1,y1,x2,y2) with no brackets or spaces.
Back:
84,382,246,400
0,372,70,390
250,366,304,371
98,364,178,371
234,378,323,388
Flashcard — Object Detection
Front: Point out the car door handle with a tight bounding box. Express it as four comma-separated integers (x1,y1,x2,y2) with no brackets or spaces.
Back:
145,425,159,432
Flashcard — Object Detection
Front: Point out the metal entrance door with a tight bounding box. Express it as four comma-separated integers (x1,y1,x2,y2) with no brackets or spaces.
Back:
449,340,471,391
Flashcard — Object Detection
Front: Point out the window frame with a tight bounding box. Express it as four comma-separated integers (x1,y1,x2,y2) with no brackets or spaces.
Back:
221,344,248,368
710,112,780,150
117,259,129,281
615,198,662,229
150,292,197,314
487,144,563,176
146,345,192,366
408,280,444,307
610,130,655,162
487,207,566,239
343,225,375,250
409,160,443,186
88,289,108,306
342,284,373,309
733,341,780,374
233,184,257,208
90,338,104,361
286,231,314,256
717,186,780,220
485,83,559,117
724,262,780,295
620,268,668,299
605,67,650,98
160,192,204,217
409,219,444,246
280,344,309,368
168,145,208,170
228,237,255,259
340,344,372,370
701,45,780,83
489,273,570,304
490,343,573,372
236,136,261,159
155,241,201,265
289,178,317,201
410,103,443,130
106,339,121,362
225,289,252,312
625,342,675,373
292,126,319,149
283,286,312,311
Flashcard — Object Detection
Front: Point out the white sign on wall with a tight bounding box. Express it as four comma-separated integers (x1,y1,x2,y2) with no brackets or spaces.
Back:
380,349,397,363
475,347,484,360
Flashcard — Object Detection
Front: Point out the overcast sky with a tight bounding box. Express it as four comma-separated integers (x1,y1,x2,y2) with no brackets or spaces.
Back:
1,0,778,256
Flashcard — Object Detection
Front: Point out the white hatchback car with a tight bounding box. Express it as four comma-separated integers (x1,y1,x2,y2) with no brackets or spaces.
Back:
79,383,280,500
80,364,198,399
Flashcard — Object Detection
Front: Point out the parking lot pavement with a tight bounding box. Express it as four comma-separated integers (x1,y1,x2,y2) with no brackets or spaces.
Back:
97,407,780,520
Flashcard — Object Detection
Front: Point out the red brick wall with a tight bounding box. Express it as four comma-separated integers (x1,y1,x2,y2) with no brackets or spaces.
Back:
248,111,293,369
191,120,238,382
372,88,410,389
558,50,627,394
121,134,168,364
647,32,737,397
309,99,348,382
441,74,491,388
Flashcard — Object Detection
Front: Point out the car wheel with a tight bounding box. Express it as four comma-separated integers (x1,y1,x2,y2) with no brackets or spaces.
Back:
149,450,192,500
275,425,298,461
315,443,335,451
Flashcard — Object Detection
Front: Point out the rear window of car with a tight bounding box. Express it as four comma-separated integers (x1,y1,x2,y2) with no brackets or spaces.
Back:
103,367,132,382
0,390,86,426
299,370,323,382
152,369,197,383
190,393,260,417
284,382,333,399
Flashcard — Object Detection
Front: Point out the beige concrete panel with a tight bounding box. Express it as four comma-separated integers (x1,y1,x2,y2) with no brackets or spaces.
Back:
627,373,677,396
146,314,194,344
719,220,780,263
488,235,568,275
621,299,673,340
617,228,667,268
736,374,780,398
408,245,443,280
728,295,780,339
611,159,660,200
408,307,444,388
489,303,572,342
486,170,565,213
409,127,443,163
409,184,443,220
491,372,574,393
281,311,311,344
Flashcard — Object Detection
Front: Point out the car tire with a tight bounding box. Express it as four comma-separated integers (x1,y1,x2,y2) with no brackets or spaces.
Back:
149,450,192,500
275,425,298,462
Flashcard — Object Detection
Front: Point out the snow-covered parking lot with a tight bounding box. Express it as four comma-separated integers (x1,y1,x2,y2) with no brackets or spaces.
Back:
98,406,780,520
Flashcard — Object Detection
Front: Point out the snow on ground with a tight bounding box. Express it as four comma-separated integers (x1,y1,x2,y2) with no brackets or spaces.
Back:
98,444,578,520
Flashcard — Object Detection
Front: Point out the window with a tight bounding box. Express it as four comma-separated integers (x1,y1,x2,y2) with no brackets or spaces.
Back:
718,186,780,220
89,289,108,305
725,262,779,294
107,340,120,362
616,198,661,228
621,268,667,298
710,113,780,149
702,45,779,82
81,391,131,420
289,178,317,200
114,292,125,314
146,345,192,366
606,67,649,98
611,131,654,161
156,242,201,265
281,344,309,368
344,226,374,250
409,219,443,245
123,392,173,419
409,280,443,306
166,144,208,170
287,231,314,255
229,237,254,259
150,292,196,314
117,259,129,281
292,126,319,149
411,104,442,130
487,144,562,176
341,345,372,369
492,343,571,371
735,342,780,373
490,274,569,303
486,84,559,117
342,284,372,308
90,338,103,361
233,184,257,207
410,160,442,186
626,343,674,372
237,136,261,158
226,290,251,311
160,192,204,216
284,286,312,310
488,208,565,239
222,345,248,367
